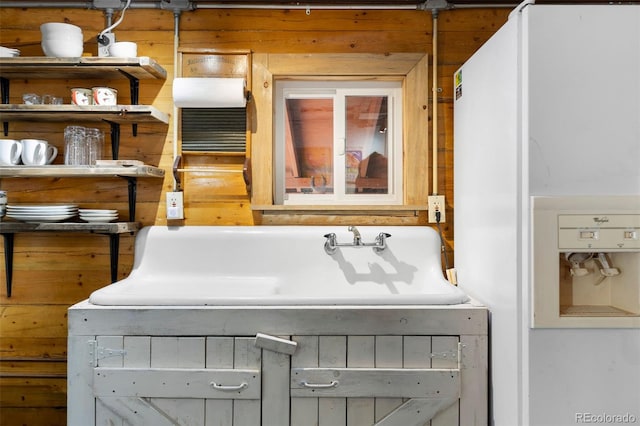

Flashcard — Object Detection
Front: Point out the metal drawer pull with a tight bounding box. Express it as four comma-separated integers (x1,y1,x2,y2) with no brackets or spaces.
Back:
301,380,339,389
210,381,248,391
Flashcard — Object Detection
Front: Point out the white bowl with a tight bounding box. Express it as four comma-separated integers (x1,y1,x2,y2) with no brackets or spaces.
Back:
109,41,137,58
41,29,83,38
40,22,82,35
42,34,84,42
42,38,84,47
42,40,83,57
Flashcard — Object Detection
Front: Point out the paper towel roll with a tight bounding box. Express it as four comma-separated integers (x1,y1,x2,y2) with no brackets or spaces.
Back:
173,77,247,108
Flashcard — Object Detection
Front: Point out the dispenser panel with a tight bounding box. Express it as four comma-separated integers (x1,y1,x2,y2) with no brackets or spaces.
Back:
558,214,640,250
532,196,640,328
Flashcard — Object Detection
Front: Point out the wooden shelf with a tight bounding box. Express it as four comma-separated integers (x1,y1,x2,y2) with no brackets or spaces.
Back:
0,221,139,234
0,56,167,80
0,221,140,297
0,104,169,125
0,57,167,298
0,164,165,178
0,56,169,143
253,204,428,213
0,164,165,225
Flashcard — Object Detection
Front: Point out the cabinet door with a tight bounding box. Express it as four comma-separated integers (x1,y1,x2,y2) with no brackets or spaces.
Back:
290,335,461,426
92,336,262,426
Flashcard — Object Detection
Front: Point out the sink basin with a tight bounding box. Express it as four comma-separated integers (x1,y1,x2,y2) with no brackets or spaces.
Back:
88,226,470,306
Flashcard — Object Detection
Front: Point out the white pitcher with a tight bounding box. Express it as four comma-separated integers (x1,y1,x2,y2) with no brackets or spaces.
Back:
21,139,58,165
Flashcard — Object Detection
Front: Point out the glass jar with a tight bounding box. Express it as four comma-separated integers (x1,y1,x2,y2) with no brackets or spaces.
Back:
85,128,104,165
64,125,87,165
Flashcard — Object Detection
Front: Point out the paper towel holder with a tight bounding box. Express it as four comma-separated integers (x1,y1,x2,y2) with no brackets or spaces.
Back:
173,77,251,108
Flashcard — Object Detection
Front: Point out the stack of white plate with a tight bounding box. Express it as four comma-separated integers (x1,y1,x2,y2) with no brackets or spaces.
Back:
79,209,118,223
0,46,20,58
6,204,78,223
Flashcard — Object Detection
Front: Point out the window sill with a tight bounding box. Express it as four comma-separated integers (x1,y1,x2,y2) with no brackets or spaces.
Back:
252,204,428,216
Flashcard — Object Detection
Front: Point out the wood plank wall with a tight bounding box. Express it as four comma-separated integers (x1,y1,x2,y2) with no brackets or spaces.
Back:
0,5,508,424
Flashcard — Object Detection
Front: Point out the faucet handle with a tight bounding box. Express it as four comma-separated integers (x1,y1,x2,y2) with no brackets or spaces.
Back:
376,232,392,241
374,232,391,252
324,232,338,255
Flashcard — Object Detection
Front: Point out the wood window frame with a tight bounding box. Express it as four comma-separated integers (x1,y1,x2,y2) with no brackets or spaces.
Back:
250,53,429,213
177,49,252,157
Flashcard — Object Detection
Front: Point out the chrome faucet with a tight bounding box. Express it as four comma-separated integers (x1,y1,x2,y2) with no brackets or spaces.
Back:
323,227,391,255
348,226,362,246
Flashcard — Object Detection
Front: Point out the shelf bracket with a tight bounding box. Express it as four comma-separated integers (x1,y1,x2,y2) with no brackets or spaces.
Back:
1,227,134,297
108,234,119,282
1,231,121,296
107,121,120,160
2,233,14,297
118,176,137,221
92,231,122,283
117,69,140,136
1,77,9,136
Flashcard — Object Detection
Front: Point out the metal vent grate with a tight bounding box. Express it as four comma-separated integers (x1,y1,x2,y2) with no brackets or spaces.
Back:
181,108,246,152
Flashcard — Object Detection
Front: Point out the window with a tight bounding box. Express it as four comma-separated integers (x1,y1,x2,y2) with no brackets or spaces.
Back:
274,80,403,205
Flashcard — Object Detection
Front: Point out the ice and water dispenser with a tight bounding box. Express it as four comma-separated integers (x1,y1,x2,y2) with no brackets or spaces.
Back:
533,196,640,328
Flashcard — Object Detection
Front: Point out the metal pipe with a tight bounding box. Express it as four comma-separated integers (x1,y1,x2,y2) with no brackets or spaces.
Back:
0,0,516,9
195,1,517,8
0,2,414,10
0,1,162,7
176,168,243,173
431,9,439,195
196,3,416,9
0,1,91,7
172,9,180,191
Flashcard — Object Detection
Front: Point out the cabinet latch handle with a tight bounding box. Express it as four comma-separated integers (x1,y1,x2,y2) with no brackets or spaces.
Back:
210,381,248,392
301,380,339,389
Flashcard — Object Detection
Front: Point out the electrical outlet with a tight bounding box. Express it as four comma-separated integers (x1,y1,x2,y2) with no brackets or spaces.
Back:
428,195,445,223
97,32,115,57
166,191,184,220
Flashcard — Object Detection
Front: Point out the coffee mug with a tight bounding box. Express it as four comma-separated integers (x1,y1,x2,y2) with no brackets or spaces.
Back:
0,139,23,165
20,139,58,165
92,87,117,106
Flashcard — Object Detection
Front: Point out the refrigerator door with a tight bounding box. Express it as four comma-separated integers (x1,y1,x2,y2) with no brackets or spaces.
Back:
454,13,524,426
526,5,640,195
454,4,640,426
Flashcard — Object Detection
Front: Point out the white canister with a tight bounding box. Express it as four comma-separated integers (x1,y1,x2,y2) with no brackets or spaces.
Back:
92,87,117,106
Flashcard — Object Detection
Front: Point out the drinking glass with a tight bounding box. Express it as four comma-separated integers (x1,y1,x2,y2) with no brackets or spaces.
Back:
64,125,88,165
85,128,104,165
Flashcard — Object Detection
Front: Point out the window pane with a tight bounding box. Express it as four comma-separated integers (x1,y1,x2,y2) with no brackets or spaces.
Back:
345,96,389,194
284,98,334,194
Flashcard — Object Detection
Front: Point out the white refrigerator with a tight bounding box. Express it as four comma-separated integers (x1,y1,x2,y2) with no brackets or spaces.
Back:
453,3,640,426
